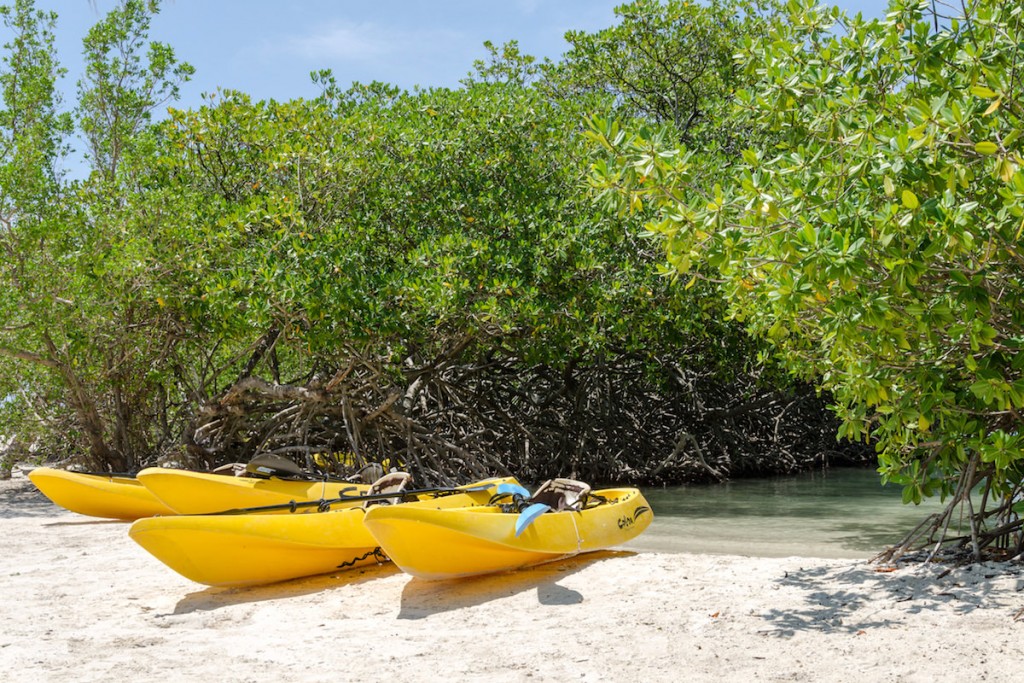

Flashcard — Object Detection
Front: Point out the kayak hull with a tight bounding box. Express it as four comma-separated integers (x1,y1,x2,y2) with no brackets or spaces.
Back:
136,467,369,514
27,467,175,521
362,487,652,580
129,477,518,586
129,507,381,586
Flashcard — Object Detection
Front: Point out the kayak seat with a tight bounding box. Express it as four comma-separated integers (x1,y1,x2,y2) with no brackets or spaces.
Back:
528,478,591,512
363,471,413,508
210,462,246,476
351,462,385,484
245,453,308,479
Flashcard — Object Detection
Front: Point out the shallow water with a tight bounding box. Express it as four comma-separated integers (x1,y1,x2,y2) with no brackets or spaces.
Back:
624,467,950,559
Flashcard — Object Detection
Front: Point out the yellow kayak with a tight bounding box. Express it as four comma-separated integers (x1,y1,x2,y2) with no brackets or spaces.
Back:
363,483,653,580
128,476,518,587
136,466,371,514
27,467,176,521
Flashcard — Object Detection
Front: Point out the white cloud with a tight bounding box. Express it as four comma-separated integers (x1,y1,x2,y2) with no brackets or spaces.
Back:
282,21,463,63
285,22,387,61
515,0,542,15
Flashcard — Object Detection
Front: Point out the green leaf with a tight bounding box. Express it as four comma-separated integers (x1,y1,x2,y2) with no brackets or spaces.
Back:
974,141,999,155
883,176,895,196
901,190,919,209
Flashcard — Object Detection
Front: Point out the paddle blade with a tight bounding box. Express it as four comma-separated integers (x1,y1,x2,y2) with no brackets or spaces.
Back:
515,503,551,537
496,483,531,499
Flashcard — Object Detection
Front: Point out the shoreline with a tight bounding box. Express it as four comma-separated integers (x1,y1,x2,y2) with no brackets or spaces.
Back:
2,471,1022,682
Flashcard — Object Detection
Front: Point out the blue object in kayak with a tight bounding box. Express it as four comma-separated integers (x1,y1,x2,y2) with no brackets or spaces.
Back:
514,502,552,537
496,482,531,499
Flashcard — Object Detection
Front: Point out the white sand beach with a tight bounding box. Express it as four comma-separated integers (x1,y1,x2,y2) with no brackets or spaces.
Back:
1,470,1021,682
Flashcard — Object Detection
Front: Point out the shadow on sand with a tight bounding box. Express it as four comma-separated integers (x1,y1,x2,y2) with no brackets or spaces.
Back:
167,562,401,616
44,518,127,527
0,476,60,519
397,550,635,620
167,550,638,618
759,561,1024,637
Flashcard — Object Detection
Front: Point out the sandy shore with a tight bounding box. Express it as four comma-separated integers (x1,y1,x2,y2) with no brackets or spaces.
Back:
2,471,1022,682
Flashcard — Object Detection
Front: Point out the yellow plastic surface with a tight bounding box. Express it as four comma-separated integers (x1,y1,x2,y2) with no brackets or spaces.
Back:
363,488,653,579
129,477,520,586
130,507,380,586
28,467,176,521
136,467,371,514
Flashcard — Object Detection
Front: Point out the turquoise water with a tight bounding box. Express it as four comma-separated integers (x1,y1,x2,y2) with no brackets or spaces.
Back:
623,467,950,559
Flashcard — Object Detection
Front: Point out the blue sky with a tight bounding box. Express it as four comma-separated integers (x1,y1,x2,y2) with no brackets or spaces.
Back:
23,0,890,175
46,1,637,105
39,0,893,109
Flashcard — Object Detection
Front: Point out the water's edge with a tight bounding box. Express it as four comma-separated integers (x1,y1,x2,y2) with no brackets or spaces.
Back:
623,467,946,559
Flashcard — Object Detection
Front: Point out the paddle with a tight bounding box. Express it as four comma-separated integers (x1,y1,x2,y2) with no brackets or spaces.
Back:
511,479,593,536
489,481,554,537
67,470,142,478
205,482,498,516
67,463,355,484
494,482,531,500
514,502,552,537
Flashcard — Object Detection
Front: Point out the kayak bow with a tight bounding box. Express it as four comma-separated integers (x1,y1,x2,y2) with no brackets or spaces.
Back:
28,467,175,521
